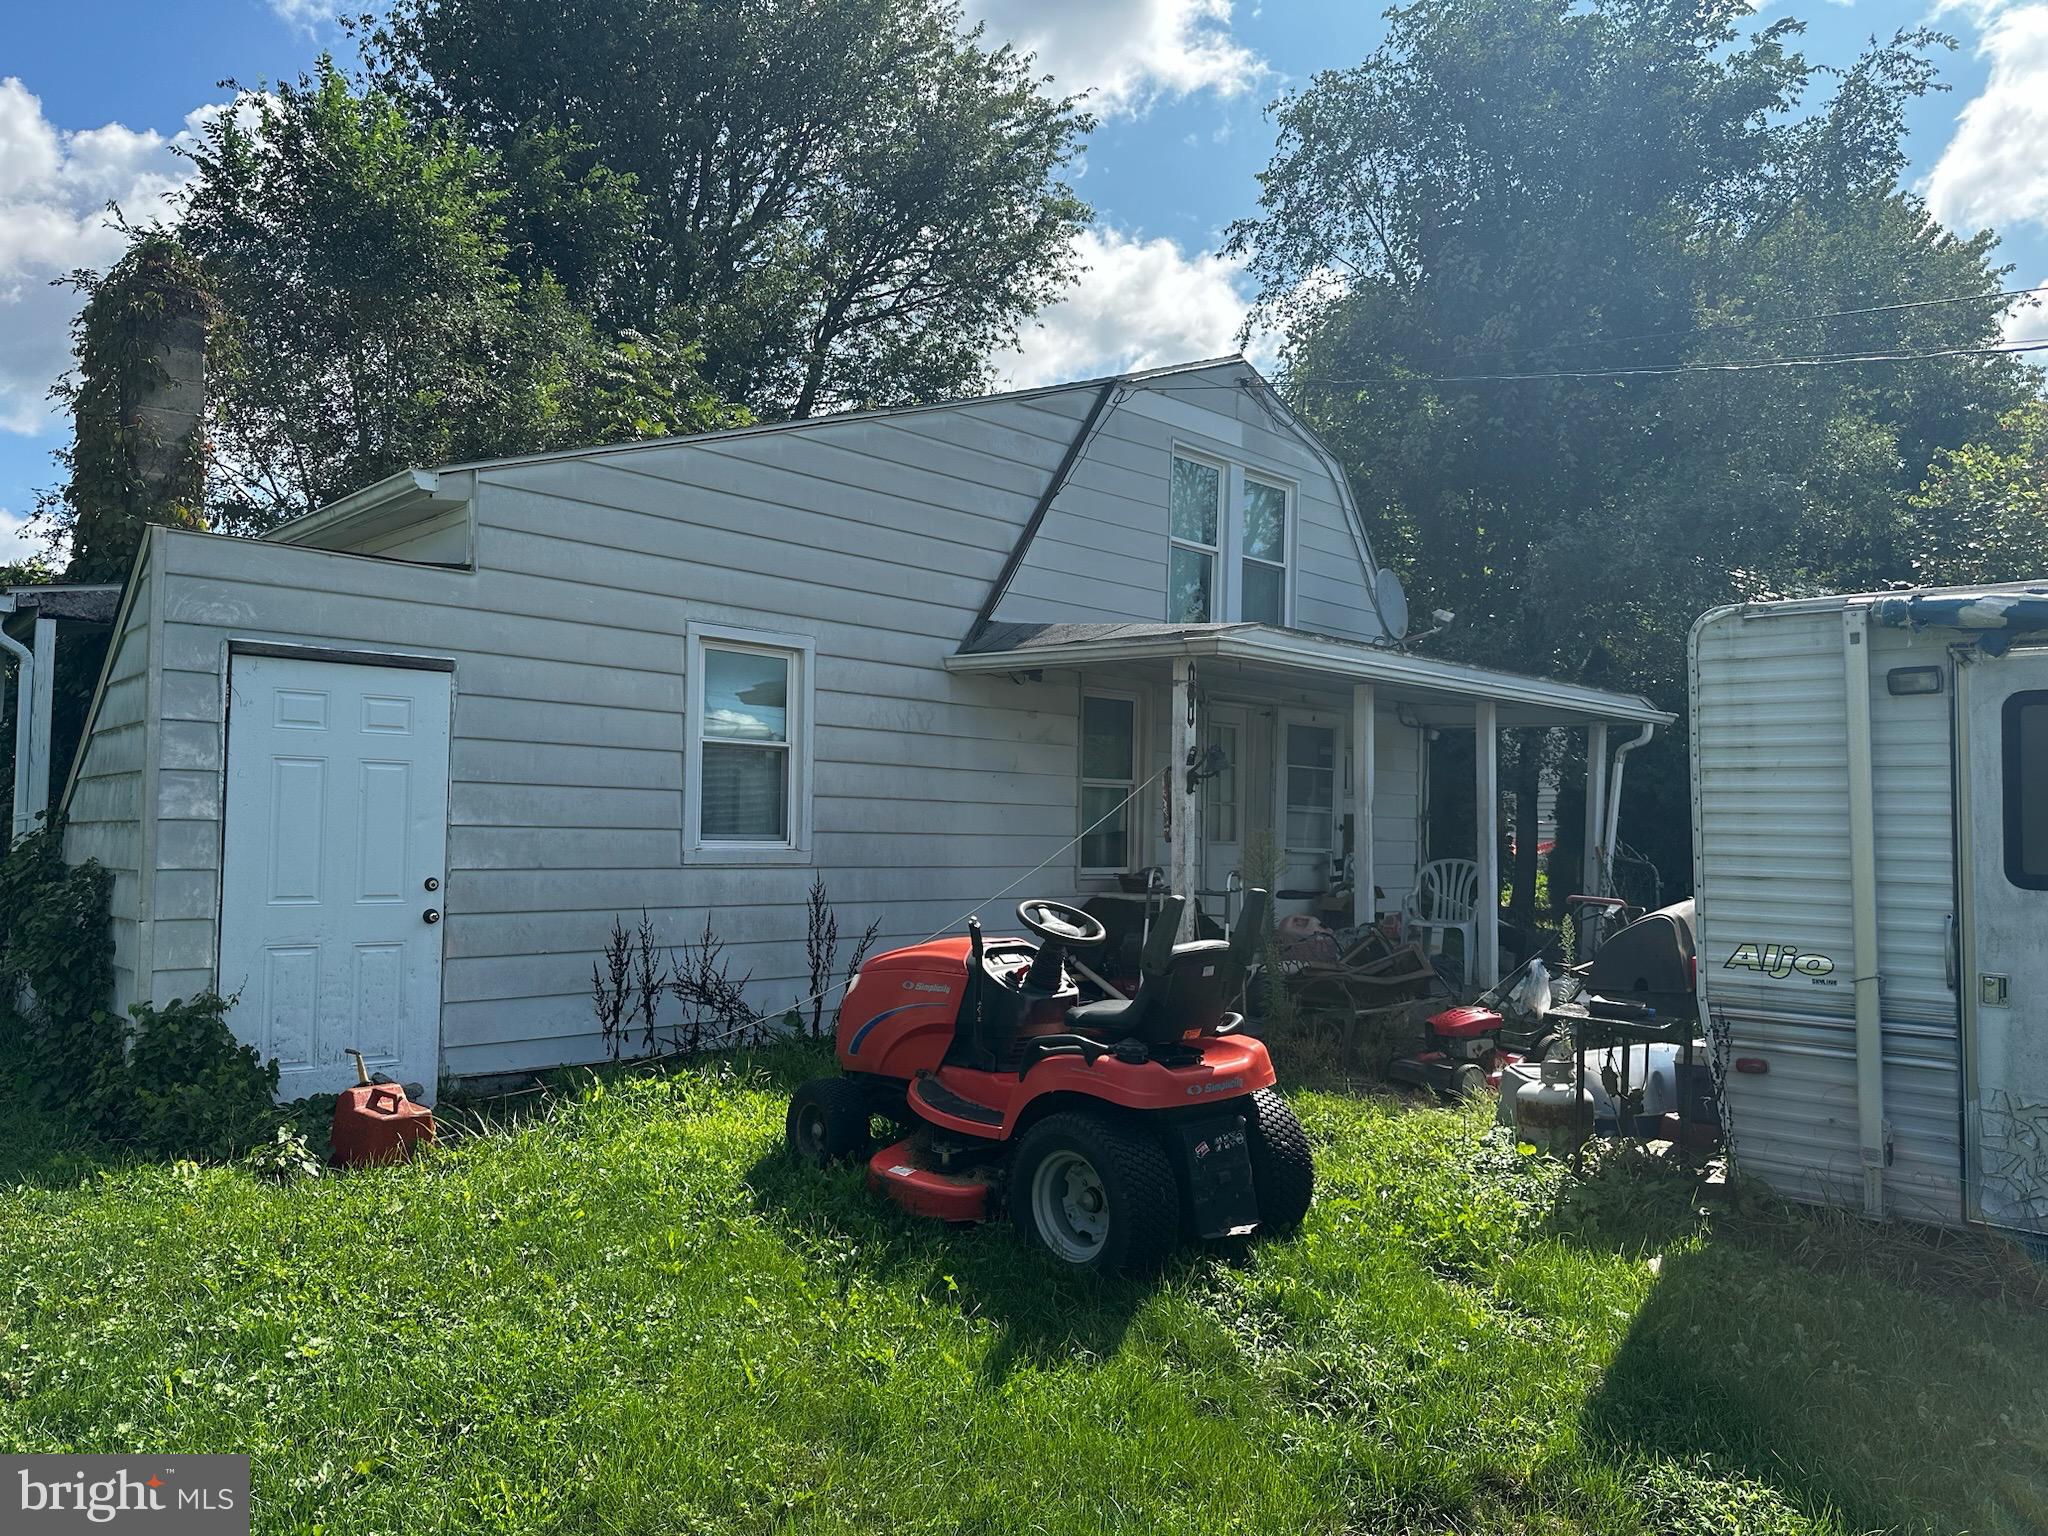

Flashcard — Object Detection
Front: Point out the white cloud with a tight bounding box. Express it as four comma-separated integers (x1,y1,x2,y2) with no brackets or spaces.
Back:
269,0,342,31
995,226,1275,388
0,79,211,438
1925,6,2048,235
2004,277,2048,343
0,507,54,565
964,0,1265,114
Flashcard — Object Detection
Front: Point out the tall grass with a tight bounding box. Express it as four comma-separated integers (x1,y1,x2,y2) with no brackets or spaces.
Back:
1,1044,2043,1534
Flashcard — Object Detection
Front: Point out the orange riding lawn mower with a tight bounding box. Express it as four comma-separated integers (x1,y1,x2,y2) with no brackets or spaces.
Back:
785,889,1313,1272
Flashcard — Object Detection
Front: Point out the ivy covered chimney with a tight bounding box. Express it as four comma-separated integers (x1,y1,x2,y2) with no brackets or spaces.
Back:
58,234,214,583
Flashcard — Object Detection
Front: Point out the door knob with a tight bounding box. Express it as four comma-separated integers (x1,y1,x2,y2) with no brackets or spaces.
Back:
423,908,441,924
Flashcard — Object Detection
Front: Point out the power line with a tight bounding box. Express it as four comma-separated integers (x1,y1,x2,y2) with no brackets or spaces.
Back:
1521,283,2048,364
1156,336,2048,392
1290,336,2048,388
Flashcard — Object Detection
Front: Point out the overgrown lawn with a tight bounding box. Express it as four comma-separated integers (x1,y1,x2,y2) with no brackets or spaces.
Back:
2,1046,2044,1534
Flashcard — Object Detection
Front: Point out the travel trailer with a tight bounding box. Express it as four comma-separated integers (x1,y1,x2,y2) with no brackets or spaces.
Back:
1691,584,2048,1235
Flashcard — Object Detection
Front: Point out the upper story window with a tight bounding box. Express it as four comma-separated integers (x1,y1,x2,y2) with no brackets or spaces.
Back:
1169,451,1291,627
1241,476,1289,625
1169,455,1220,623
685,622,815,864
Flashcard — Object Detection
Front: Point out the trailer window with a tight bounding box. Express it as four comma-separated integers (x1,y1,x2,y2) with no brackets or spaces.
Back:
2004,691,2048,890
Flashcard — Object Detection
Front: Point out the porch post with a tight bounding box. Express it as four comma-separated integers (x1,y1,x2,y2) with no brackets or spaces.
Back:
1474,700,1499,990
1351,682,1375,930
1169,655,1198,940
1583,721,1608,896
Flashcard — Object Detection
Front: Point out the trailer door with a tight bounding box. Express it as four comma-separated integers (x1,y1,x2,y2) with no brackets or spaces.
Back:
1960,647,2048,1230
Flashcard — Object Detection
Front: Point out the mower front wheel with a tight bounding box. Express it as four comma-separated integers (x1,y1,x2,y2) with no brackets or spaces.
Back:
787,1078,877,1167
1245,1088,1315,1234
1011,1113,1177,1273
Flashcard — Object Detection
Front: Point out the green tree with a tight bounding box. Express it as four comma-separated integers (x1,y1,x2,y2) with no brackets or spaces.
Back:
1227,0,2039,906
1907,401,2048,584
357,0,1093,416
176,61,745,531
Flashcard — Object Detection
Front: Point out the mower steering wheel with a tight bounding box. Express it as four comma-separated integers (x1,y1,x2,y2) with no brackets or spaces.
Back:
1015,899,1107,949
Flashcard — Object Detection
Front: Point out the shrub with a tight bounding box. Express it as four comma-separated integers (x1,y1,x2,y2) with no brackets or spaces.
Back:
0,821,120,1116
123,992,279,1159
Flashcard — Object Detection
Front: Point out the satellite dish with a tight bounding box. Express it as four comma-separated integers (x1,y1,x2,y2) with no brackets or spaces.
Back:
1375,568,1410,640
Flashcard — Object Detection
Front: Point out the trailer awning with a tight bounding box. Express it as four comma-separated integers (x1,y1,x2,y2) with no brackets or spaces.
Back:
949,621,1672,728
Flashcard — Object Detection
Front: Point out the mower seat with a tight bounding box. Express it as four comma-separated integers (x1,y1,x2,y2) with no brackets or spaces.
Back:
1067,890,1268,1043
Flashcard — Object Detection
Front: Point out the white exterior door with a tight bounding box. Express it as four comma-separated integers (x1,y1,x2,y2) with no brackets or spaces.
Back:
1961,647,2048,1230
1275,709,1341,908
1200,705,1247,923
220,653,451,1101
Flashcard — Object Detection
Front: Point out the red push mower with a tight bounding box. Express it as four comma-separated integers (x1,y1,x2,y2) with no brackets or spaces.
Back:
786,889,1313,1272
1388,895,1702,1098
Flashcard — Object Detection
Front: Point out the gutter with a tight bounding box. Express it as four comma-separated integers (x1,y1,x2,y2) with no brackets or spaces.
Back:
948,627,1672,724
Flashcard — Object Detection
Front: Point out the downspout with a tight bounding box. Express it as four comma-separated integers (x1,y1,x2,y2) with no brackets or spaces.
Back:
0,595,35,845
1601,722,1655,887
1842,604,1886,1218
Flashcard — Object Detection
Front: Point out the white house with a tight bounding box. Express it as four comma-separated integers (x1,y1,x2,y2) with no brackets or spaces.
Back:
59,356,1668,1096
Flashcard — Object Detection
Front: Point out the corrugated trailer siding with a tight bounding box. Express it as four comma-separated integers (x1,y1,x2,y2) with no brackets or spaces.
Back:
1692,604,1962,1224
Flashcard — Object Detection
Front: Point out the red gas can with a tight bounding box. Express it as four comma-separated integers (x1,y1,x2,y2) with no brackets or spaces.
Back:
330,1051,435,1167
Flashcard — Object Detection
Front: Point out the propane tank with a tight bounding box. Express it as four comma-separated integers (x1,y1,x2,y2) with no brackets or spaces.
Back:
1514,1057,1593,1157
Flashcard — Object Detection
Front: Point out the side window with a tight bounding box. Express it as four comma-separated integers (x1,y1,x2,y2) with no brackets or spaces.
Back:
1241,476,1289,626
685,624,814,863
2004,690,2048,889
1169,455,1220,623
1080,692,1138,874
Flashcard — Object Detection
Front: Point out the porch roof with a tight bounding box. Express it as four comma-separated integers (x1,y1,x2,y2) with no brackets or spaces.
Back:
949,621,1673,728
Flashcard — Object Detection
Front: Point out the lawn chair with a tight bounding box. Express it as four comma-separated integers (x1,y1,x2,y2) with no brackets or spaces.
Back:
1402,859,1481,978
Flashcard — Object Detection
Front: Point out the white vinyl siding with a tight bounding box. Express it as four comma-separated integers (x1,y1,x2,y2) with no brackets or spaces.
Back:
62,549,158,1014
65,361,1410,1081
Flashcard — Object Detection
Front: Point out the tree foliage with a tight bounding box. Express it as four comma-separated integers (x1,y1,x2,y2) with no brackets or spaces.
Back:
1227,0,2042,892
356,0,1093,416
172,61,746,531
1908,401,2048,585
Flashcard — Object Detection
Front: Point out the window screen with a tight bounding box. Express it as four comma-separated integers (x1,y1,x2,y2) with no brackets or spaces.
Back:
2004,690,2048,889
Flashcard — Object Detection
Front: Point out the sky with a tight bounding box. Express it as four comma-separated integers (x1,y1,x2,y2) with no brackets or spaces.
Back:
4,0,2047,563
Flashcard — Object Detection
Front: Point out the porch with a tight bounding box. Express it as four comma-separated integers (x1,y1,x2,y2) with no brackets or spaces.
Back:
949,621,1674,989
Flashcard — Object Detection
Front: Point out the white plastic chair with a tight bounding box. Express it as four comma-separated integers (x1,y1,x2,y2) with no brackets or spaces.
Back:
1403,859,1481,974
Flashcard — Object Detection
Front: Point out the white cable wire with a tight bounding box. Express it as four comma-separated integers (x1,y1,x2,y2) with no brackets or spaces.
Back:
635,760,1180,1058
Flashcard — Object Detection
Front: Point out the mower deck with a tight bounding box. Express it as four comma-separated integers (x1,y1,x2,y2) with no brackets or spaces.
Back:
868,1137,991,1223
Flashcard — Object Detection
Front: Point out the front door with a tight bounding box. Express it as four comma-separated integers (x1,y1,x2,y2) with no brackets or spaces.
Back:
1201,705,1248,927
1960,646,2048,1230
1276,709,1342,909
219,652,451,1101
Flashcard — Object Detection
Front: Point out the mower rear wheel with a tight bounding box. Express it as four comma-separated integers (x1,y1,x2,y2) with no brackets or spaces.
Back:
1245,1088,1314,1233
1011,1113,1177,1273
787,1078,877,1167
